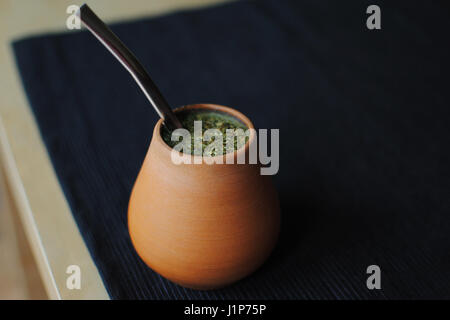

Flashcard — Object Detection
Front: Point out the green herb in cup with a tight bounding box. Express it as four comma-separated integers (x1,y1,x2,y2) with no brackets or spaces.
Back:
161,110,249,156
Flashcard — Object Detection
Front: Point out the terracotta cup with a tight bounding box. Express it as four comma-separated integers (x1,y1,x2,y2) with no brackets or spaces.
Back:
128,104,280,289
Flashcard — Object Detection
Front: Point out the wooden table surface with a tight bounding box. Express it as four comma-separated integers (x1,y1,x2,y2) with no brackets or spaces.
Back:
0,0,232,300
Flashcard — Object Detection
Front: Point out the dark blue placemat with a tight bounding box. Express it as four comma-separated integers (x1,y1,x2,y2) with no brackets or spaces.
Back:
12,0,450,299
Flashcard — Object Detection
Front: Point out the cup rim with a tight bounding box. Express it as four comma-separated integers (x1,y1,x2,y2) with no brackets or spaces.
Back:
153,103,256,162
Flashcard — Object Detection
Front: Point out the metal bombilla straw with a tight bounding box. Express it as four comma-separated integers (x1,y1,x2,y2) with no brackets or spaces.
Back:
77,4,183,130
